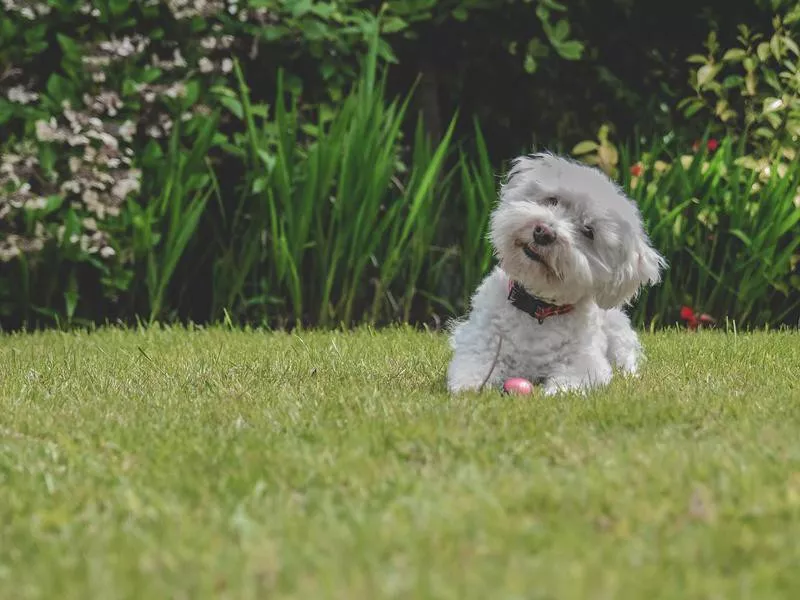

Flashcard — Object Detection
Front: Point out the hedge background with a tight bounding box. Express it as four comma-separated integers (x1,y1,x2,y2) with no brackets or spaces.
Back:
1,0,798,330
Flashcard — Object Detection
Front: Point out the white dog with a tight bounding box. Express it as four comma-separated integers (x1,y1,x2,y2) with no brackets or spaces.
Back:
447,153,665,395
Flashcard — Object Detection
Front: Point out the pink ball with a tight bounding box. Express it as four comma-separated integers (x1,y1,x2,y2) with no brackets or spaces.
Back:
502,377,534,395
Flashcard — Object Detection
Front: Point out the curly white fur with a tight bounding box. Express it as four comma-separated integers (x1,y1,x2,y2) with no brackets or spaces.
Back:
447,153,666,395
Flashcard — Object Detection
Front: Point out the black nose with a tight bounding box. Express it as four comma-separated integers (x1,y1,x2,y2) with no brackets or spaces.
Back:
533,224,556,246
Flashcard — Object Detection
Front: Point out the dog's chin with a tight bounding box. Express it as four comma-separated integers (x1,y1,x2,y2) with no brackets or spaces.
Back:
507,242,589,304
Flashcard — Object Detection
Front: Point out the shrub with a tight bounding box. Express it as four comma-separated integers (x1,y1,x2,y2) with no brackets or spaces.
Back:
570,4,800,328
621,136,800,328
677,5,800,163
1,1,797,330
0,1,396,328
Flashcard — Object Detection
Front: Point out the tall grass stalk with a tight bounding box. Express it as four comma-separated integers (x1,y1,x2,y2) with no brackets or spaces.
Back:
130,116,218,324
378,113,458,323
216,27,456,327
456,119,499,310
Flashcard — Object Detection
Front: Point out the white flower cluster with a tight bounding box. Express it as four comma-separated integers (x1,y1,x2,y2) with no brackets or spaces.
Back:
55,216,116,258
1,0,51,19
34,96,142,220
1,0,271,266
166,0,226,20
81,35,150,83
0,149,49,261
0,138,125,262
7,85,39,105
0,226,46,262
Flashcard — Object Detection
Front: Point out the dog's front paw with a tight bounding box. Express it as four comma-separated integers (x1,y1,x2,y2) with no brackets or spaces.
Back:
619,361,640,379
616,354,641,378
447,377,481,394
542,378,590,397
543,370,612,396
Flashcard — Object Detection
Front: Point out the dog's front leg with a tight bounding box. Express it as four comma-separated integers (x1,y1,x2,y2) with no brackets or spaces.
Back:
542,354,613,396
447,323,506,394
603,308,642,377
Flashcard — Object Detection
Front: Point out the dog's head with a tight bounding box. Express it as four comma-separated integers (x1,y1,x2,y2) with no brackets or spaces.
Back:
489,153,665,308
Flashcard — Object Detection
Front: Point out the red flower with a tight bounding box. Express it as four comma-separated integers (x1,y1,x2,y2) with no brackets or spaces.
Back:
679,306,717,331
630,163,643,177
691,139,719,153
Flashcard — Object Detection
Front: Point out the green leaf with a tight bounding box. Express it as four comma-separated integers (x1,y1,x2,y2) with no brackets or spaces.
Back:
451,6,468,21
572,140,598,155
56,34,80,58
376,38,398,63
181,80,200,108
64,273,79,320
140,67,162,84
696,64,721,87
784,37,800,56
381,16,408,32
219,96,243,119
729,229,753,247
288,0,313,17
43,195,64,216
554,40,583,60
552,19,569,42
109,0,130,15
770,34,781,61
762,96,784,113
0,101,14,124
722,48,747,62
300,19,327,40
683,99,705,118
320,62,336,80
310,2,336,18
722,75,745,89
786,4,800,25
252,176,267,194
540,0,567,10
256,149,276,173
752,126,775,139
211,85,237,98
262,26,288,41
45,74,70,102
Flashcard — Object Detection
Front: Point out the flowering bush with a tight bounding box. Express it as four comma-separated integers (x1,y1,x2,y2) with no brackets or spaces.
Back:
620,136,800,328
0,0,396,325
567,3,800,328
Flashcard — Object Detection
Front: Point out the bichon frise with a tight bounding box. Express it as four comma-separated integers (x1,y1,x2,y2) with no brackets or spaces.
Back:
447,153,665,395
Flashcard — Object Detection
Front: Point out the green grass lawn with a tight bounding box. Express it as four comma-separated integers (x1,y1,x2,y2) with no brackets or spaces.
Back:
1,326,799,599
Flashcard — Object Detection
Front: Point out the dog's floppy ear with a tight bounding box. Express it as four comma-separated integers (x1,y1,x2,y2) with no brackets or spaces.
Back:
594,240,665,309
501,153,554,199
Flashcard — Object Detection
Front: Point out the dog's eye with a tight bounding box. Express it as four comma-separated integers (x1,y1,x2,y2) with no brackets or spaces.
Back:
543,196,559,206
581,225,595,240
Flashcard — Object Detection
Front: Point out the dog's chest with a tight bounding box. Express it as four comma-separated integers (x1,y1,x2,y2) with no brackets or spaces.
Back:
496,308,586,374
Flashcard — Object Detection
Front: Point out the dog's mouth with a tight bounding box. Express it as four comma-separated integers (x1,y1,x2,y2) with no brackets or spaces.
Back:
516,240,560,280
522,243,545,264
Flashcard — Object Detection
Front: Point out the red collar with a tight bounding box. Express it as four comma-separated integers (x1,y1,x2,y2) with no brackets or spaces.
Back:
507,279,574,324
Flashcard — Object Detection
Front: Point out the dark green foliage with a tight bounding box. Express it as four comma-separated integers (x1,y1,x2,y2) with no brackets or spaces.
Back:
1,1,797,330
